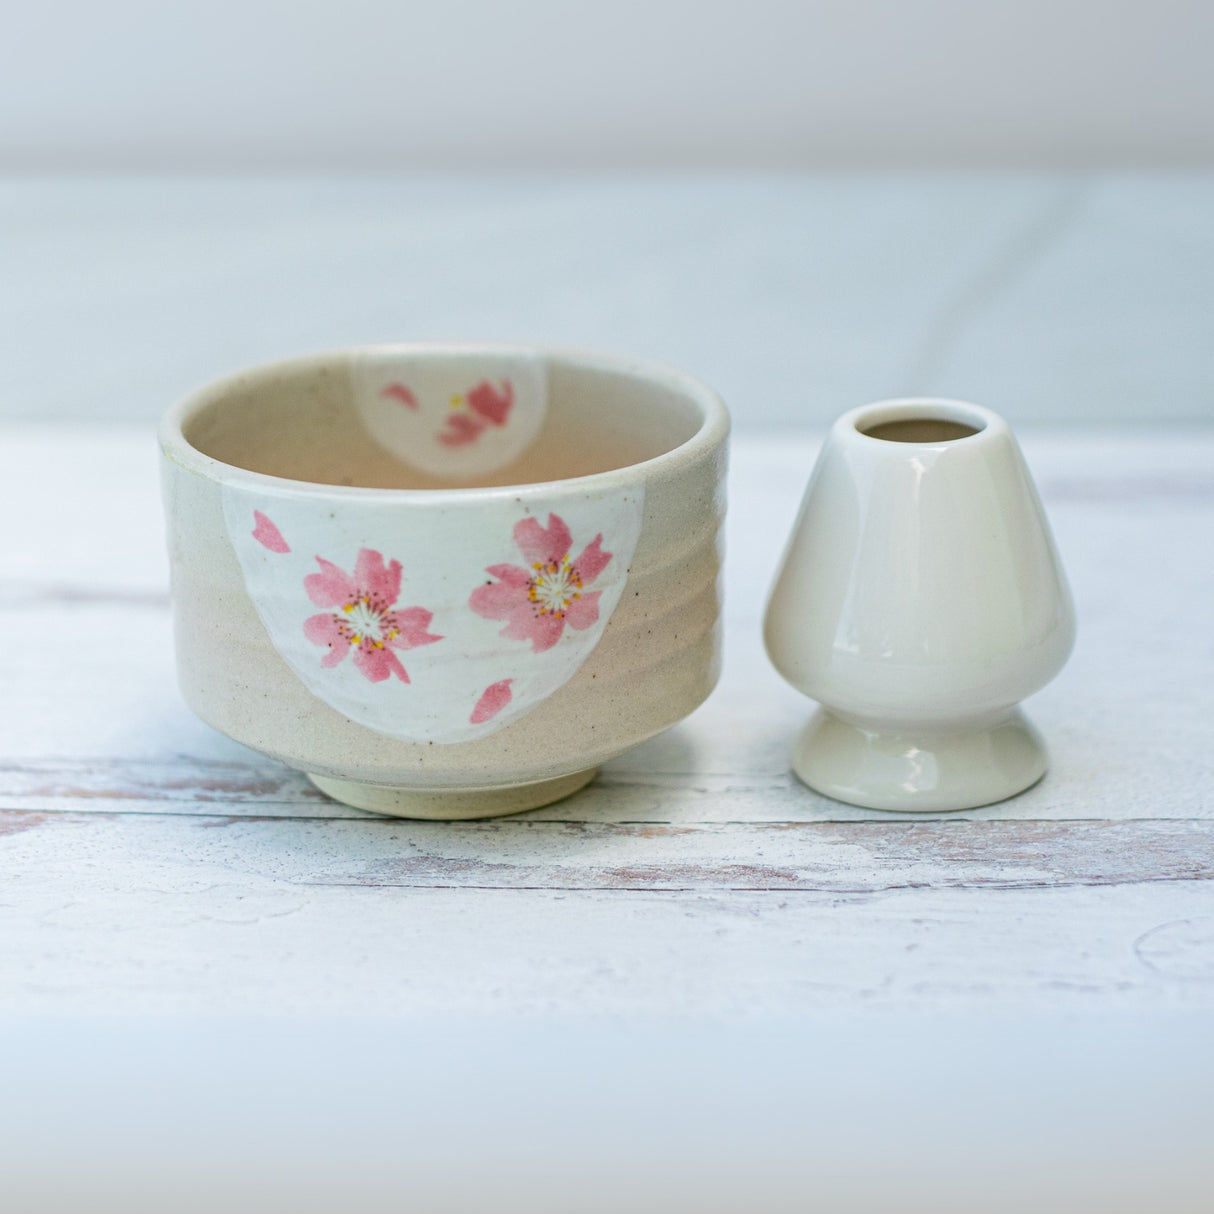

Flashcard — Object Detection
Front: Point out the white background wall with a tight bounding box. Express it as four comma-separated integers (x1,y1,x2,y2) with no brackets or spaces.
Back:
2,0,1212,168
2,2,1211,426
4,174,1212,427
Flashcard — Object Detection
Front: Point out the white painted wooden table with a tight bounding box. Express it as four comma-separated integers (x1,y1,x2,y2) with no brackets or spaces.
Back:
3,171,1214,1210
3,425,1213,1015
2,424,1213,1211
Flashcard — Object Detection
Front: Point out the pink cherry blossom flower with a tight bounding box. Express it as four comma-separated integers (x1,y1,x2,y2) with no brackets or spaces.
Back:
303,548,441,683
469,514,612,653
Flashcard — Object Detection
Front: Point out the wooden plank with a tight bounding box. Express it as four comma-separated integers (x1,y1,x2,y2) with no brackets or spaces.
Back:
5,808,1214,892
3,810,1213,1016
0,614,1210,822
0,758,334,814
2,183,1213,1032
1,744,1210,825
290,817,1214,892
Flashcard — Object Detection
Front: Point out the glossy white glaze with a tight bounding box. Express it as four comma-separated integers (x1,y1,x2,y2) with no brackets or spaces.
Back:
764,398,1075,811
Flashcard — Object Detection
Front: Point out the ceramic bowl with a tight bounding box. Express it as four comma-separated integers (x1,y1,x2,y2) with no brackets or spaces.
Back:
160,343,729,819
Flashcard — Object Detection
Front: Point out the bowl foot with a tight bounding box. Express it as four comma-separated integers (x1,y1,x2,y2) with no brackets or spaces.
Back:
306,767,599,820
791,707,1047,812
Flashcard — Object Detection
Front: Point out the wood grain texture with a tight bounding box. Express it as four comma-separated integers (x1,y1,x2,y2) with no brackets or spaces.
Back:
4,809,1214,1016
7,810,1214,891
3,182,1214,1212
0,428,1212,1016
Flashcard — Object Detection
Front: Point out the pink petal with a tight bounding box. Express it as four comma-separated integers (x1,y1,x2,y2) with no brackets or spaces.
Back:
304,558,355,607
572,534,611,584
513,514,572,567
353,548,401,606
500,603,566,653
304,613,349,667
353,643,409,683
486,563,531,587
469,578,531,621
470,678,514,724
251,510,290,554
384,606,443,650
380,382,419,409
563,590,601,632
439,413,486,447
466,379,513,427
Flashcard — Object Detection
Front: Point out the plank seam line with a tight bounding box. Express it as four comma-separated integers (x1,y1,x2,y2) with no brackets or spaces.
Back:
292,875,1214,893
1,806,1212,827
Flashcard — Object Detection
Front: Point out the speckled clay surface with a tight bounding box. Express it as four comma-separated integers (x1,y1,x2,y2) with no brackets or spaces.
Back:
160,344,729,819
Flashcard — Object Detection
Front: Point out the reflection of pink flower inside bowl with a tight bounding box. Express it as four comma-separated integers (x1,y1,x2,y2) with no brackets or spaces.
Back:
160,344,730,820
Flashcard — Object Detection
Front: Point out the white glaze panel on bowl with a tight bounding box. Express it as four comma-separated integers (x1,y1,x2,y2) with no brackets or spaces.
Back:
222,484,643,744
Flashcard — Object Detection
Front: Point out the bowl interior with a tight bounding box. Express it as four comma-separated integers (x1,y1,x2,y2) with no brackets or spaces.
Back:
179,349,711,490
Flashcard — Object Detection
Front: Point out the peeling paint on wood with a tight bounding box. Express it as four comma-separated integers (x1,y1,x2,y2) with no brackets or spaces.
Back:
0,760,329,809
1,801,1212,1016
4,811,1214,894
279,818,1214,892
0,429,1212,1018
0,810,48,837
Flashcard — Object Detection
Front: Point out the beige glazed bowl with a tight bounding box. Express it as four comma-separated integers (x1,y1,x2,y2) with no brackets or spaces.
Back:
160,344,729,819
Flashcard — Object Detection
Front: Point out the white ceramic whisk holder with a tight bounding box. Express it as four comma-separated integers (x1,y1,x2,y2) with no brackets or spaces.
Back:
764,399,1075,812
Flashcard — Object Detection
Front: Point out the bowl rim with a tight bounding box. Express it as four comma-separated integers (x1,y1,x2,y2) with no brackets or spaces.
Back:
159,342,730,502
